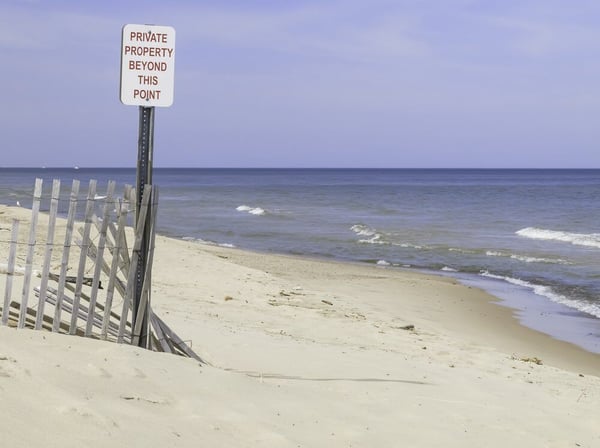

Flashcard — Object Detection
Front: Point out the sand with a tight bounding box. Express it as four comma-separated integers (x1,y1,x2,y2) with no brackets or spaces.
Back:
0,204,599,447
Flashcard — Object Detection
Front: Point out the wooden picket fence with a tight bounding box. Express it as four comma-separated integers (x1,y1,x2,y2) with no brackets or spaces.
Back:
0,178,202,362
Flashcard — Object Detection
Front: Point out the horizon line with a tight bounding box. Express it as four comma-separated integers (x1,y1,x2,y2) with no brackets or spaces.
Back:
1,166,599,170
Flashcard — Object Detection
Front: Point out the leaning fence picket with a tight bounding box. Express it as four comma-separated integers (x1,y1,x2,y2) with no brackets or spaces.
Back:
18,178,43,329
53,180,80,332
2,220,20,326
85,181,116,337
117,186,152,343
69,180,97,335
35,179,61,330
132,187,159,347
102,197,130,340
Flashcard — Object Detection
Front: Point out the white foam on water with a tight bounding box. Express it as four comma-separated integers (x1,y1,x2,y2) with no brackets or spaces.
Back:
479,271,600,318
516,227,600,249
510,254,569,264
485,250,503,257
441,266,458,272
392,242,423,249
448,247,478,255
376,260,391,266
350,224,385,244
350,224,377,237
181,237,235,248
236,205,266,216
485,250,569,265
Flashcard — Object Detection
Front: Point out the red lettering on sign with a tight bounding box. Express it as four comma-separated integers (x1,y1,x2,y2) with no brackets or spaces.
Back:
137,75,159,85
128,60,168,71
133,89,162,100
129,31,169,44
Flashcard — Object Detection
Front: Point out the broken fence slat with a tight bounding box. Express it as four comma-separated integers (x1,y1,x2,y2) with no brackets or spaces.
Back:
149,311,172,354
153,313,204,363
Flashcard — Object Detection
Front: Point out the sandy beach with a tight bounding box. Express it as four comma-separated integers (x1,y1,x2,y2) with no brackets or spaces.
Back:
0,204,599,447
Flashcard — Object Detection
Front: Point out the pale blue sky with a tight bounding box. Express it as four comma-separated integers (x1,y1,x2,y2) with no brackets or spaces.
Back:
2,0,600,167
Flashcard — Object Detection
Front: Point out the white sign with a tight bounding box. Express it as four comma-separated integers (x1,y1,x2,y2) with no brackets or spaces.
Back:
120,24,176,107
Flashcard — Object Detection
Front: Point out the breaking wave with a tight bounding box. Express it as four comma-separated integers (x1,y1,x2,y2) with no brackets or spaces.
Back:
236,205,267,216
350,224,385,244
516,227,600,249
485,250,569,265
350,224,424,248
479,271,600,318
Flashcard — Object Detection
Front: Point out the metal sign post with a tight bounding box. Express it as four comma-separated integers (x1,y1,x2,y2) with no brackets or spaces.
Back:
135,105,154,348
120,24,175,348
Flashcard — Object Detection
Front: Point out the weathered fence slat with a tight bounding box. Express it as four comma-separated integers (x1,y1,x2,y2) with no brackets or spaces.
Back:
102,197,130,340
69,180,97,335
153,314,204,363
18,178,43,329
118,184,134,275
149,311,172,353
2,220,20,326
10,300,57,332
35,179,61,330
132,187,159,347
117,185,152,343
85,181,116,337
83,234,127,298
35,287,125,339
53,179,80,332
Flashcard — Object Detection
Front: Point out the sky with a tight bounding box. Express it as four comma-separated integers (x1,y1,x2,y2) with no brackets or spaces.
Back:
2,0,600,168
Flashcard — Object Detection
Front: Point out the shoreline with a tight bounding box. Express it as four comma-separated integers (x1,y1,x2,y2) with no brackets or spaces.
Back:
1,204,599,446
174,236,600,357
453,271,600,355
171,240,599,375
